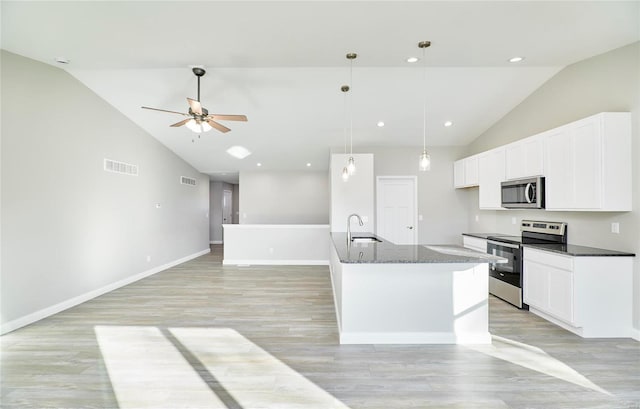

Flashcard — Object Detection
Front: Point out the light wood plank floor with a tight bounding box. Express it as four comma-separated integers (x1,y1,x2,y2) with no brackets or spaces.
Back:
1,245,639,408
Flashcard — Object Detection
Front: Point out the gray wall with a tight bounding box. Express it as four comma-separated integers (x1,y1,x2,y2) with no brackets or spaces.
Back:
462,42,640,331
1,51,210,330
239,171,329,224
209,181,236,242
364,147,471,245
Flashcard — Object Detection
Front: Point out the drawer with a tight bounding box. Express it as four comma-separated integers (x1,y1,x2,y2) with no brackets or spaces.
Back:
463,236,487,252
524,247,573,271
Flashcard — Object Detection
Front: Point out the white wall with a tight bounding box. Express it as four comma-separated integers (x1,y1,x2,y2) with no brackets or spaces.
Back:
463,42,640,335
223,224,330,265
330,154,375,233
239,171,329,224
1,51,210,333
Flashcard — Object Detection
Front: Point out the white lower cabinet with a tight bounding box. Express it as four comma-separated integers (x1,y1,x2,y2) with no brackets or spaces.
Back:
462,236,486,253
523,247,633,338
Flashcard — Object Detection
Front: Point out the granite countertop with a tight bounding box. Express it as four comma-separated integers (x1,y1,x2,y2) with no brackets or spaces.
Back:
462,233,504,240
331,232,507,264
523,243,636,257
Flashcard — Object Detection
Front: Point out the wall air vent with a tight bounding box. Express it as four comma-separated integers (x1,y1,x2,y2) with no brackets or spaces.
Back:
181,176,197,186
104,159,138,176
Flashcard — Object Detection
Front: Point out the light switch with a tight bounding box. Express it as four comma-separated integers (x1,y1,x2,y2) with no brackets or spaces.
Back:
611,222,620,234
511,217,517,225
418,214,423,221
475,215,479,222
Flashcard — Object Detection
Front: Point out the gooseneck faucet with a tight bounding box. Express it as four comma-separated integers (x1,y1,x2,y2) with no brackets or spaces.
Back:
347,213,364,243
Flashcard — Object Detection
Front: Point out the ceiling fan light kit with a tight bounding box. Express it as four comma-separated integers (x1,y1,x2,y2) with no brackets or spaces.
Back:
142,67,247,134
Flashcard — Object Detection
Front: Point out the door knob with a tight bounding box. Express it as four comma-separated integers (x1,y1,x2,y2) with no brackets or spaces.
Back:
407,226,414,229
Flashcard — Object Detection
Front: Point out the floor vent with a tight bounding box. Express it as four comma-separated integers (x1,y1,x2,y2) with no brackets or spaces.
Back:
181,176,197,186
104,159,138,176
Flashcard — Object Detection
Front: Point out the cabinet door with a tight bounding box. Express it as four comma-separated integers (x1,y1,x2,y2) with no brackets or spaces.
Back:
464,155,479,186
463,236,487,253
548,268,574,324
505,136,543,180
545,127,574,209
523,260,548,309
572,119,602,209
478,148,505,209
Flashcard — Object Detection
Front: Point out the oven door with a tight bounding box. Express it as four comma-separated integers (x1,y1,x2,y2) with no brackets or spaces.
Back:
487,240,521,287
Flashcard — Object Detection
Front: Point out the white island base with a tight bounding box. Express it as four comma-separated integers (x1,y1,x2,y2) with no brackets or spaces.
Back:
329,244,491,345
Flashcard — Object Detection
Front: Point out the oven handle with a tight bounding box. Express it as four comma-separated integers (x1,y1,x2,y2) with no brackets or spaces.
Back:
487,239,520,249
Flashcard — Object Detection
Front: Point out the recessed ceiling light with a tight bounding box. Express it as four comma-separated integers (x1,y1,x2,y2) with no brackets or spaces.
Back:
377,121,385,127
406,57,419,63
55,57,70,64
256,162,262,167
226,146,252,159
306,163,311,167
444,121,453,127
509,56,524,63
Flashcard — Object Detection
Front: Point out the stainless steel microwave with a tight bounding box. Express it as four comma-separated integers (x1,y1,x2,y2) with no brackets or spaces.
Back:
501,177,545,209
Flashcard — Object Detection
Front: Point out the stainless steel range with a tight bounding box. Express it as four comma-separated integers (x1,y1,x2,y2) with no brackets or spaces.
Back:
486,220,567,309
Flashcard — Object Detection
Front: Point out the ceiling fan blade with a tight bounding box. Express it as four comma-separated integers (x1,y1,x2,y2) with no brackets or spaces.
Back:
206,119,231,133
142,106,188,116
187,98,203,115
209,114,248,122
170,118,192,127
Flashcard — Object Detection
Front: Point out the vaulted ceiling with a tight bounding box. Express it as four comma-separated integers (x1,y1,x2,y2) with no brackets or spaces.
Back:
3,1,639,182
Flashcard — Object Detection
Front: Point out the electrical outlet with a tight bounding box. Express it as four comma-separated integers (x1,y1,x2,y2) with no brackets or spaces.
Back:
146,255,151,262
418,214,423,221
512,217,517,225
611,222,620,234
475,215,479,222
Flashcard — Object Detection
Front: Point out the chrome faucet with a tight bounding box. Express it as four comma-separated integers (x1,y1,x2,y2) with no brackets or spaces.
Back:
347,213,364,243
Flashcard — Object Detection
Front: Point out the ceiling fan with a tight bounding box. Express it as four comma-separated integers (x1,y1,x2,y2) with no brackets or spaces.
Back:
142,67,247,134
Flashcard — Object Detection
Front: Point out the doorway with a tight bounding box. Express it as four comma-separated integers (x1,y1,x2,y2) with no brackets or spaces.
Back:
222,189,232,242
376,176,418,244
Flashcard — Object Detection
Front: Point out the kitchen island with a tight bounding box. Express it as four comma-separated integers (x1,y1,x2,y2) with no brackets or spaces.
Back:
329,233,504,345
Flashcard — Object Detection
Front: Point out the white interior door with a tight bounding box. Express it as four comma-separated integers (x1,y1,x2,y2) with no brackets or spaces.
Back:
376,176,417,244
222,190,233,225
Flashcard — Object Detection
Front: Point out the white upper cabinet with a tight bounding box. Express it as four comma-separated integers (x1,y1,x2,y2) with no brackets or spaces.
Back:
453,155,479,188
504,134,544,180
544,112,631,211
478,147,505,209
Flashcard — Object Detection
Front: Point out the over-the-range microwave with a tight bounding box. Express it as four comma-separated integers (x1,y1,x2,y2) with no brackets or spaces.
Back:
501,176,545,209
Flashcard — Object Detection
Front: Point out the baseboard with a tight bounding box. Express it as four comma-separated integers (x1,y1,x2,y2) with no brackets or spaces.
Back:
339,331,492,345
328,264,342,333
0,248,211,335
222,259,329,266
631,327,640,342
210,240,223,244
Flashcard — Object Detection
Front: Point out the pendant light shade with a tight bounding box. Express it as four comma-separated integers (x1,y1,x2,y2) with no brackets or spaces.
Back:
347,156,356,175
418,41,431,172
419,150,431,171
342,167,350,182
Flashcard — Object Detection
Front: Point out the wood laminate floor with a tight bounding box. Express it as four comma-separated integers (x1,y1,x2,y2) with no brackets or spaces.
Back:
1,245,639,409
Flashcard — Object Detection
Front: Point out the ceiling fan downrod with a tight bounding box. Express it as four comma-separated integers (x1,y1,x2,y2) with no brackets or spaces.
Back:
192,67,206,102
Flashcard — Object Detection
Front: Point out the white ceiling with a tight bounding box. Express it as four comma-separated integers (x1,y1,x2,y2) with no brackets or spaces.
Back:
3,1,639,181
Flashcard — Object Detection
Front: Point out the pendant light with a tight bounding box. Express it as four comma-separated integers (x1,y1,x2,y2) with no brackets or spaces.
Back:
341,85,350,182
346,53,357,175
418,41,431,172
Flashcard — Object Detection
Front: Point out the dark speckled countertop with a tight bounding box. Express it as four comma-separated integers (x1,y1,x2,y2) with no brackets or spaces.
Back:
523,243,635,257
331,232,506,264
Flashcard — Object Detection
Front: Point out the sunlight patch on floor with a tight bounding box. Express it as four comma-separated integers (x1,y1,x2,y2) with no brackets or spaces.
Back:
466,335,611,395
95,325,226,408
95,325,350,409
169,327,351,409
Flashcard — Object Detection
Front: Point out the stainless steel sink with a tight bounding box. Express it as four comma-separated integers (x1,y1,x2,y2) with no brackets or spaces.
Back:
351,236,381,243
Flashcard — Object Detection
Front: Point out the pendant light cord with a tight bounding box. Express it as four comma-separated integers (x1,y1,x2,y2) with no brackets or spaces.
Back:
422,45,427,151
349,56,354,156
